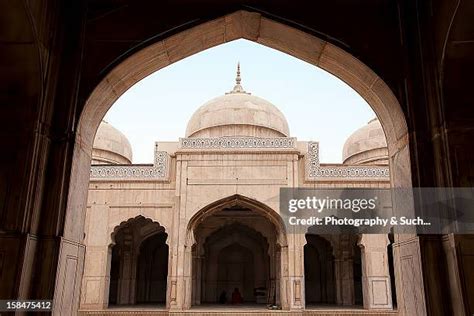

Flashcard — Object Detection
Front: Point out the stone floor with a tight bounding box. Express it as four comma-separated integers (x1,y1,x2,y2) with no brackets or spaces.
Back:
79,304,399,316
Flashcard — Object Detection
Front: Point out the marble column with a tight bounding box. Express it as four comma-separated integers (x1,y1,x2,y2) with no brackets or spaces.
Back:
191,250,203,305
79,246,111,309
268,243,277,305
358,234,393,310
335,257,355,306
79,205,110,310
183,243,193,309
279,245,290,309
168,159,188,311
117,248,136,304
288,233,305,310
442,234,467,316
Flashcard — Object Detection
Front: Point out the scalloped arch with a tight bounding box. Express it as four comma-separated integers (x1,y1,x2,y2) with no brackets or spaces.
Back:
109,215,167,246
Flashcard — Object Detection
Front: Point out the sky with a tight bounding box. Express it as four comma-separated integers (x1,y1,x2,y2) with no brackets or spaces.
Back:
104,39,376,163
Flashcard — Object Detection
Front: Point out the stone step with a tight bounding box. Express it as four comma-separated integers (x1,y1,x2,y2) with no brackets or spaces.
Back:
79,309,398,316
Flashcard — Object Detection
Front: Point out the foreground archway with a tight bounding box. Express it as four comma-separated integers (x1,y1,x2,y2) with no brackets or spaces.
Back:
59,9,422,315
74,10,410,188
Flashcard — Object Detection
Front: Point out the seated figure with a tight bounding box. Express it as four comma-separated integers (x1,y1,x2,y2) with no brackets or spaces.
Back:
231,287,243,304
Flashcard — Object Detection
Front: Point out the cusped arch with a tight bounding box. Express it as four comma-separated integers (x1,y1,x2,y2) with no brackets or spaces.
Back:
204,223,270,285
109,215,167,246
306,226,361,259
206,224,269,259
186,194,288,248
204,222,270,255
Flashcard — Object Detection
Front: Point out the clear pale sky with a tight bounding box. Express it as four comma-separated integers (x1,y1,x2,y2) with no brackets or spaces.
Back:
104,39,376,163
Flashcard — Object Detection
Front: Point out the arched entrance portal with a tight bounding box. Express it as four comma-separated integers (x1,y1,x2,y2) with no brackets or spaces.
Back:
136,233,169,304
188,195,287,308
304,235,336,305
202,223,269,304
304,233,363,308
108,216,168,306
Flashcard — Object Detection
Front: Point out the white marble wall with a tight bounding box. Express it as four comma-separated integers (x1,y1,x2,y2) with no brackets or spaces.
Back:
80,148,394,311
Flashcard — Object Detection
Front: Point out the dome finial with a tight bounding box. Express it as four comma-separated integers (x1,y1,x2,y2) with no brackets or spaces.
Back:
236,62,241,85
226,62,250,95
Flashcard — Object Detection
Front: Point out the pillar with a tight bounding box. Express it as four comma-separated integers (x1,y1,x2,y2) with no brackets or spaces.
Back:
168,159,189,310
117,248,137,304
359,234,393,310
79,206,110,310
442,234,467,315
168,242,191,310
288,232,304,310
335,257,355,306
268,243,277,305
279,245,290,309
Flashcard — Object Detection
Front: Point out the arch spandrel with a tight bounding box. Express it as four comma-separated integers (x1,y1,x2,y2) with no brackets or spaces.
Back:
185,188,281,220
197,217,277,248
185,194,288,248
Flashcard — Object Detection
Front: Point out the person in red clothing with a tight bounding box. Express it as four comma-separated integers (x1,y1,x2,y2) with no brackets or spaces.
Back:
231,287,243,304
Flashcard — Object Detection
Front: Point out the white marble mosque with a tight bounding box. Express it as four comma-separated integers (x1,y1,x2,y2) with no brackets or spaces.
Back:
80,65,396,314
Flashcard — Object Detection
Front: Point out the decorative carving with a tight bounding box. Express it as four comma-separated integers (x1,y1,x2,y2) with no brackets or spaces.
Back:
90,148,169,180
306,142,389,181
306,141,320,173
179,137,297,149
90,140,388,181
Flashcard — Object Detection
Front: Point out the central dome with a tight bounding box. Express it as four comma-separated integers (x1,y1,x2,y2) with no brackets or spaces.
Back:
185,64,290,138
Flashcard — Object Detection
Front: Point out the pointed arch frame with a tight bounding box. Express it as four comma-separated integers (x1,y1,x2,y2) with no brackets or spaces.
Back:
60,9,418,315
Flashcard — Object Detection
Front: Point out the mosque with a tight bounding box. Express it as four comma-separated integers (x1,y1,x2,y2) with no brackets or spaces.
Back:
79,65,396,314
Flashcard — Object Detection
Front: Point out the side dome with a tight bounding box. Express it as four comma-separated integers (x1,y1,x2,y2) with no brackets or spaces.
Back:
342,118,388,165
92,120,133,164
185,64,290,138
